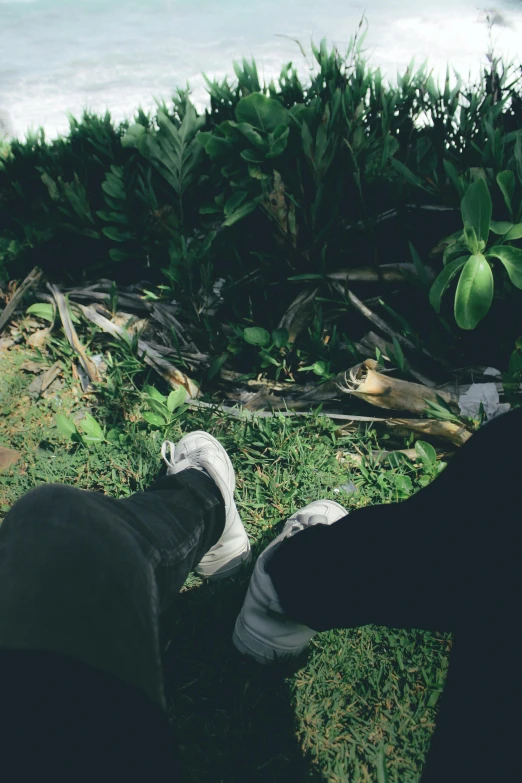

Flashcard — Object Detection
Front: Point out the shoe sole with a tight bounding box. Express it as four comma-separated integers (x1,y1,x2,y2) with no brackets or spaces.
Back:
232,612,306,664
232,500,349,661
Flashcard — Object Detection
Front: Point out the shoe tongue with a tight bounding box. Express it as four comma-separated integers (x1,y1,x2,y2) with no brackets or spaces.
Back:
171,456,210,478
171,456,194,474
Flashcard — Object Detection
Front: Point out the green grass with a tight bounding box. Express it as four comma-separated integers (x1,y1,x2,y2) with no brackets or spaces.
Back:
0,343,451,783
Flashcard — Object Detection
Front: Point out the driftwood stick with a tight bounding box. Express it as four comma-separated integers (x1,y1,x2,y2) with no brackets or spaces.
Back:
331,282,437,362
78,304,199,397
338,359,458,414
327,263,435,284
0,267,43,333
66,288,152,312
47,284,99,383
184,400,471,447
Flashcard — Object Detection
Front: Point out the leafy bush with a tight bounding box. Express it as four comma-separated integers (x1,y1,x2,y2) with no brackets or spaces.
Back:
430,175,522,328
1,37,522,364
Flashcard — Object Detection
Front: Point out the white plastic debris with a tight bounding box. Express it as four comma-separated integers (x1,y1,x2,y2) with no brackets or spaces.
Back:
458,383,510,420
333,480,357,496
482,367,502,378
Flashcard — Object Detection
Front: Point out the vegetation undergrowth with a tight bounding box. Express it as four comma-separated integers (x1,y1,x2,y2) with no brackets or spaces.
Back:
2,22,522,375
0,339,451,783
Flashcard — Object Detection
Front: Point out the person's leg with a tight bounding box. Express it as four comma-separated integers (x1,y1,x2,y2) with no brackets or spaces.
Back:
0,468,225,706
267,406,522,633
257,408,522,780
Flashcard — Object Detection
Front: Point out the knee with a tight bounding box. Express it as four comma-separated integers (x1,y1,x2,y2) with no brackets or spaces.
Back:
2,484,87,538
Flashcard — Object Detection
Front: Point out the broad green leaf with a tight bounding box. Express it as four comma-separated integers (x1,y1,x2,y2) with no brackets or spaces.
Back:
40,172,60,201
142,411,166,427
429,256,469,313
266,126,289,159
196,131,213,148
106,428,122,443
146,398,169,417
26,303,55,322
497,170,515,217
121,123,146,149
461,178,491,244
101,178,125,201
504,224,522,241
313,361,329,376
454,254,494,329
235,123,268,150
487,246,522,289
224,190,248,217
109,248,132,262
96,210,129,225
144,385,167,402
77,414,104,441
240,148,264,163
395,474,413,497
271,328,289,348
244,326,271,347
490,220,514,235
204,135,235,160
102,226,133,242
222,199,258,227
235,93,289,133
415,440,437,465
167,386,187,412
56,414,78,440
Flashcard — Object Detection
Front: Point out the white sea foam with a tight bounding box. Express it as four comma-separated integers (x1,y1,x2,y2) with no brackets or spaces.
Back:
0,0,520,139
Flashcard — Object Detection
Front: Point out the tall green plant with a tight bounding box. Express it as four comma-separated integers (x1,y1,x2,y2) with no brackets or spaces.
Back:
430,176,522,328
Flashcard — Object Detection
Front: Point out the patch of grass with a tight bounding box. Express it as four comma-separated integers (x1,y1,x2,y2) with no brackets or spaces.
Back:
0,344,450,782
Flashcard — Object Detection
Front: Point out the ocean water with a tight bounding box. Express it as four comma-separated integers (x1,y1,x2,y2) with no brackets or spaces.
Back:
0,0,521,139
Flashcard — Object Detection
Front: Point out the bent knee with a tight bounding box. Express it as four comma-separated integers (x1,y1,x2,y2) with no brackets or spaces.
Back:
1,484,88,537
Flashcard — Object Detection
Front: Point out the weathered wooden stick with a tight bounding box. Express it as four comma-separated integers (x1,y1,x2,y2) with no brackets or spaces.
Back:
48,284,99,384
0,267,43,333
339,359,458,414
78,304,199,398
327,263,435,284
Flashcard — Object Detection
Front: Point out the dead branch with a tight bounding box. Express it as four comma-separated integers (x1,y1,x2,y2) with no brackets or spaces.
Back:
0,267,43,333
47,284,99,383
339,359,458,414
78,304,199,398
327,263,435,284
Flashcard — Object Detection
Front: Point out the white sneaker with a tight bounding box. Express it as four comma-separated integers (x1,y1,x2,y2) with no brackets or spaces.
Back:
232,499,348,664
161,431,251,580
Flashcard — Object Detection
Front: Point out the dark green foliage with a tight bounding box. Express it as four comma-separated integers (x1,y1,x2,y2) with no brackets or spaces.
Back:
1,39,522,354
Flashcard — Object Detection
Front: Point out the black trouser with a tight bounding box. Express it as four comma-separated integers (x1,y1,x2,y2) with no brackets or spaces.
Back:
268,407,522,782
0,469,225,708
1,411,521,781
